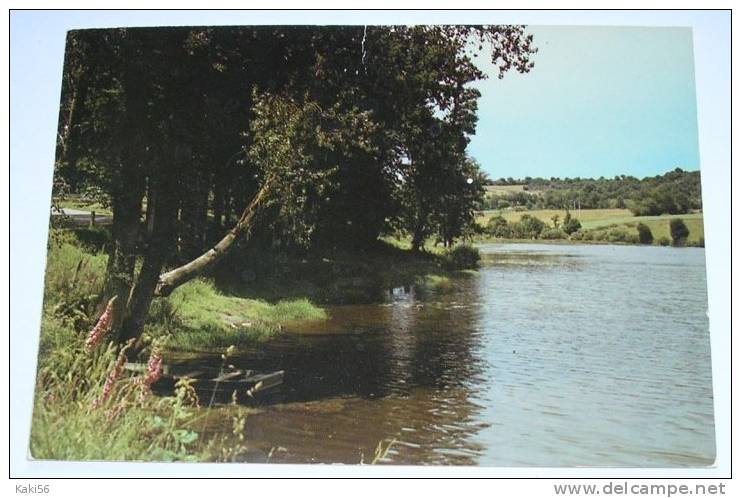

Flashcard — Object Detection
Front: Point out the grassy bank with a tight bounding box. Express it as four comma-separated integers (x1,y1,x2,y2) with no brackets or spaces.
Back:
43,229,329,354
155,280,326,352
475,208,705,246
40,229,479,354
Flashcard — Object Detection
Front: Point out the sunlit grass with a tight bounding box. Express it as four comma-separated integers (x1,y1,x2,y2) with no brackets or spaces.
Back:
155,279,326,351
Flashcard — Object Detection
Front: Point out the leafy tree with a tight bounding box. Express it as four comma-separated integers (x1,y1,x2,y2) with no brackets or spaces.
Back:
53,25,538,347
636,222,654,244
511,214,545,239
561,210,582,235
486,215,511,238
670,218,690,246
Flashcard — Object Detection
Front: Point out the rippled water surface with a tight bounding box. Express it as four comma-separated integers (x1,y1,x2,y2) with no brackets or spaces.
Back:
202,244,715,466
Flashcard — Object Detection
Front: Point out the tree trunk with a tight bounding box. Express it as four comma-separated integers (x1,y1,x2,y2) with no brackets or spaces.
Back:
117,180,177,348
103,183,144,339
179,173,209,261
154,179,271,297
411,228,425,253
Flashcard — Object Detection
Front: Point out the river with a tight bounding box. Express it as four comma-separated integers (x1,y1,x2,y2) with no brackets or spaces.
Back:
201,243,715,466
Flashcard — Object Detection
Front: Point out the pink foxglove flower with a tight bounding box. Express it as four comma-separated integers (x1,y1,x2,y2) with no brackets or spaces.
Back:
143,353,163,386
92,338,133,408
85,296,118,352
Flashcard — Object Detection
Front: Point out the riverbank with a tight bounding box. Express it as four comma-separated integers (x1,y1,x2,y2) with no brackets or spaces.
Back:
32,227,481,461
475,208,705,247
42,229,479,356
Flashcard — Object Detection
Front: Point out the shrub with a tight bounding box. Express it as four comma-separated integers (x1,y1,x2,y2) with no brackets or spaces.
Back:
540,228,567,240
445,245,481,269
72,227,112,252
605,227,639,244
670,218,690,246
657,236,671,246
486,215,511,238
511,214,546,239
562,213,582,235
636,223,654,245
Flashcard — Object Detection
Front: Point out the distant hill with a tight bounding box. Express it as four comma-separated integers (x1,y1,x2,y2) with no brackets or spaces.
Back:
481,168,702,215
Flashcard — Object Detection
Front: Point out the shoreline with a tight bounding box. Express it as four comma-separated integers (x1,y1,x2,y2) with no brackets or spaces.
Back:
472,237,705,248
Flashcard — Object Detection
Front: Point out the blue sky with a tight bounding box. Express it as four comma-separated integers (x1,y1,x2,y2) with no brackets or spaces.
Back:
469,26,700,180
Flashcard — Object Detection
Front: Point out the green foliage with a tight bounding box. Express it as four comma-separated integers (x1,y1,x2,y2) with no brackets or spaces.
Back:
636,222,654,244
483,168,701,213
248,92,380,249
657,236,671,246
670,218,690,246
486,215,512,238
444,245,481,270
67,227,112,252
31,324,251,462
561,210,582,234
52,25,539,345
540,228,567,240
603,227,639,244
43,231,108,332
511,214,546,239
631,182,693,216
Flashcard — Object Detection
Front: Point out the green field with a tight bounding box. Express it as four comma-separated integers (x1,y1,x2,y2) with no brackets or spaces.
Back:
476,208,705,245
56,199,113,216
483,184,528,195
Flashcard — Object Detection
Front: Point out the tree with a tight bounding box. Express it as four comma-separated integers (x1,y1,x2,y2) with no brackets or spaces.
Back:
486,215,511,238
636,222,653,244
156,93,373,295
670,218,690,246
512,214,545,239
561,210,581,235
550,214,560,229
54,25,538,348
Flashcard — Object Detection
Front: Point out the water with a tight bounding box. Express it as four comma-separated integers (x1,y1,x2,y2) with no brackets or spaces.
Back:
201,244,715,466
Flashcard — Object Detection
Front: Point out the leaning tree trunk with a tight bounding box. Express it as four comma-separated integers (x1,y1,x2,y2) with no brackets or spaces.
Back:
154,179,271,297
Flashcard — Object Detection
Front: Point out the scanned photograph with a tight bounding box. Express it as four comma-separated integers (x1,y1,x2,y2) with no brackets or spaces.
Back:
31,24,714,466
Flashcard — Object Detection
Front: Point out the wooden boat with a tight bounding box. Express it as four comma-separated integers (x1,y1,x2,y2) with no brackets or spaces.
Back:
124,362,285,402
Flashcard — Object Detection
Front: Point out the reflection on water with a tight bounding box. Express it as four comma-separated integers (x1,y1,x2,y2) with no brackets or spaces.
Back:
198,244,715,466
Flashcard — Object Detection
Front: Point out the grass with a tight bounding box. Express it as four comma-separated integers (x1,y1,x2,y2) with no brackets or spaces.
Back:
476,208,705,246
30,321,257,462
41,229,328,354
157,279,327,351
483,184,527,195
32,228,476,462
33,231,324,461
477,208,633,228
56,199,113,216
622,216,704,244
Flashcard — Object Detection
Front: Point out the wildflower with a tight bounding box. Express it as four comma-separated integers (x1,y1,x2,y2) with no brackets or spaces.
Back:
85,296,118,352
92,338,134,408
143,353,163,387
